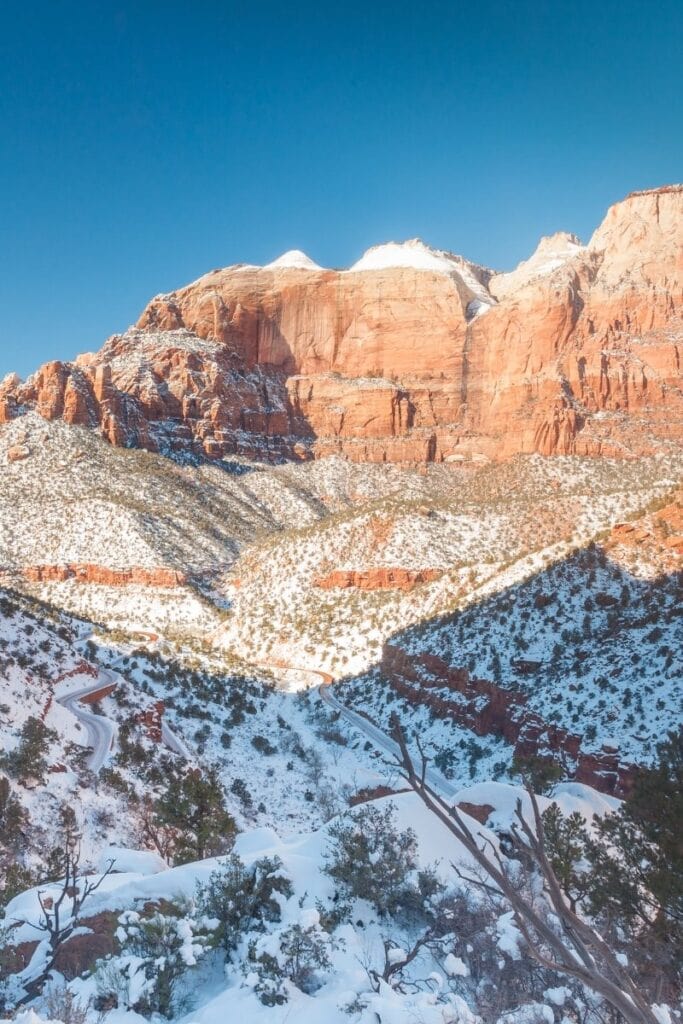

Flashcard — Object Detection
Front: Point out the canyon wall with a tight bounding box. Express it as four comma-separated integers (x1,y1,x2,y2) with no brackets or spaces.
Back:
380,643,639,798
1,186,681,464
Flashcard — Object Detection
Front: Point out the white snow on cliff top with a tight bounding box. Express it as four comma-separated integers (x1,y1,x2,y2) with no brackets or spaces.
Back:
348,239,495,312
350,238,474,274
490,231,586,299
260,240,489,281
263,249,324,271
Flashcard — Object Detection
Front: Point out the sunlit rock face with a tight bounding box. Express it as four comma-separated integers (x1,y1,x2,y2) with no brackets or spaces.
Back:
3,186,682,463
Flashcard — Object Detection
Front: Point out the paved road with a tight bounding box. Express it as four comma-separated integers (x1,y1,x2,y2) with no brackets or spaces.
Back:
55,668,120,772
262,661,459,801
318,679,459,800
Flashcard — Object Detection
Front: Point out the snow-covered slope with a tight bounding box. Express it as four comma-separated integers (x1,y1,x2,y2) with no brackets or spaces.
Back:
490,231,586,298
0,781,628,1024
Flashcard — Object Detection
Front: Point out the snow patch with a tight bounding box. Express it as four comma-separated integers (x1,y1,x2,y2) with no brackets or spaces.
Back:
351,238,474,276
444,953,469,977
263,249,324,271
98,847,168,875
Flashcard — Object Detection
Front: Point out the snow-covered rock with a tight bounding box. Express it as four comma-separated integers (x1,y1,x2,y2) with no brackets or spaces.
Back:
263,249,324,270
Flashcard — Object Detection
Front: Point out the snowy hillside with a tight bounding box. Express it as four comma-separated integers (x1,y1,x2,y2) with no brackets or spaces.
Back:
0,780,643,1024
0,391,680,1024
216,454,682,674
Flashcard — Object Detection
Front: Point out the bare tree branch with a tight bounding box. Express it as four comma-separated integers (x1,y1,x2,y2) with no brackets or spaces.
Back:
388,713,659,1024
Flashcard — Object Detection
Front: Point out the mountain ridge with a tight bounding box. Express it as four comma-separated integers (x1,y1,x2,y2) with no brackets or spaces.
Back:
1,185,682,466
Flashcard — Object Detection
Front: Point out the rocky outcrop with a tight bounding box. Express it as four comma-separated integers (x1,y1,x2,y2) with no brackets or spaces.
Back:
53,661,99,684
314,568,442,591
380,643,640,798
605,492,683,564
137,700,165,742
52,912,119,980
457,801,496,825
22,564,187,586
6,444,29,463
2,186,682,464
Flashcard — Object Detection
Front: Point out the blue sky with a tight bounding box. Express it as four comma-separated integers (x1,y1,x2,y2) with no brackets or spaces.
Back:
1,0,681,378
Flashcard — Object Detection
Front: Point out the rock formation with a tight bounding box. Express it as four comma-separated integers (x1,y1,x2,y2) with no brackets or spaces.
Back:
314,568,442,591
1,186,681,464
20,565,187,586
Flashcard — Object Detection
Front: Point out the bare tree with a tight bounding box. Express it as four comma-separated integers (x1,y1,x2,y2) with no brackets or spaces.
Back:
389,713,660,1024
371,931,434,992
15,807,115,1003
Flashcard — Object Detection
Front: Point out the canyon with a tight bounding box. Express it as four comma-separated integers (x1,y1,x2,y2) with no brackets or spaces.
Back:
1,185,681,467
0,197,680,1024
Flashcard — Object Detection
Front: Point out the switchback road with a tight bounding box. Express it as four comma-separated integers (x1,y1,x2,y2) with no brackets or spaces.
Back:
55,668,120,772
261,660,458,801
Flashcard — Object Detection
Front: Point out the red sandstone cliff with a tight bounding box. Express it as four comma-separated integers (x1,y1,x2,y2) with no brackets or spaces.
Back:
21,565,186,586
1,186,681,464
314,568,442,591
379,643,639,799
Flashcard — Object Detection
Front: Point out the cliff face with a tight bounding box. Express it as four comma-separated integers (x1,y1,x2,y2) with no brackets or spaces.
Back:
379,643,639,799
2,186,681,464
314,568,443,591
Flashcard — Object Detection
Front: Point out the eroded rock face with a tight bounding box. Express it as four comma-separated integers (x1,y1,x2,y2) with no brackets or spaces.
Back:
605,491,683,564
380,643,639,798
2,186,682,463
6,444,30,463
21,564,187,586
314,568,442,591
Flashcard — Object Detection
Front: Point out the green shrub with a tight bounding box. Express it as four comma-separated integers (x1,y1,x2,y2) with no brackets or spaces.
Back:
196,853,292,958
109,900,213,1019
246,917,334,1005
324,803,424,918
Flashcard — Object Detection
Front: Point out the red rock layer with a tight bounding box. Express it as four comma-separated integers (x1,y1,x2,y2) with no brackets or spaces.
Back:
79,683,117,704
381,643,639,798
605,492,683,565
136,700,165,742
1,185,681,463
22,565,186,586
6,444,29,462
314,568,442,591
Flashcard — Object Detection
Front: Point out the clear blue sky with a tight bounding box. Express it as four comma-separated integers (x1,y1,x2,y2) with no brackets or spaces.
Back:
1,0,681,378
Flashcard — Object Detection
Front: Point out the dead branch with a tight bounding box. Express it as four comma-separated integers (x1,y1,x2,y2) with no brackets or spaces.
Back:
388,712,659,1024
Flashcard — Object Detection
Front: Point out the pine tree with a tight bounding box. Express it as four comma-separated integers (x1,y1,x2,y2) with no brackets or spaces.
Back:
153,767,236,864
0,775,32,906
584,726,682,979
2,717,57,783
541,803,589,911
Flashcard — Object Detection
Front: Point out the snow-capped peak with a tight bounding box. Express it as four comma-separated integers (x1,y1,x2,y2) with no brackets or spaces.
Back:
263,249,324,271
349,238,470,274
348,239,495,315
490,231,586,299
